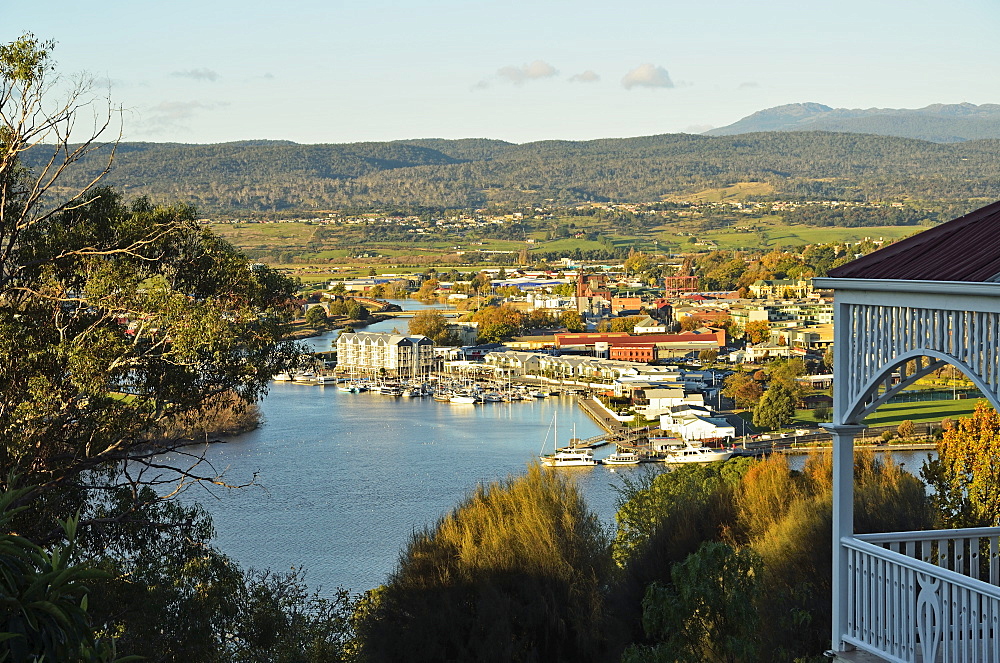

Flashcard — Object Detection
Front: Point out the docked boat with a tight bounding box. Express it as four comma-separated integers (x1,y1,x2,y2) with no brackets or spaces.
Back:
379,385,403,396
450,392,477,404
603,451,641,465
273,372,293,381
292,372,316,382
433,391,452,402
314,375,338,385
662,442,733,464
481,392,503,403
541,448,598,467
531,391,547,398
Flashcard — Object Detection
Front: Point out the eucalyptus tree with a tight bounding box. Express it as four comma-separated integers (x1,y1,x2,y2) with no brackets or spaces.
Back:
1,33,299,535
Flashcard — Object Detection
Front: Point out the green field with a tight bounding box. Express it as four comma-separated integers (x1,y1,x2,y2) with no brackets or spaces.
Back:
861,398,982,427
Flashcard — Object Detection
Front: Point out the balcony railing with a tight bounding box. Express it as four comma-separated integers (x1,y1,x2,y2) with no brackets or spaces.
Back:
842,528,1000,662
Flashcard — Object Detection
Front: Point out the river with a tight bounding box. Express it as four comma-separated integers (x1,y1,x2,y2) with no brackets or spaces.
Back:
162,300,934,595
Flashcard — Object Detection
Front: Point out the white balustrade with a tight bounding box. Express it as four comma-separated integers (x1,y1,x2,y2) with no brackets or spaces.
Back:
842,529,1000,662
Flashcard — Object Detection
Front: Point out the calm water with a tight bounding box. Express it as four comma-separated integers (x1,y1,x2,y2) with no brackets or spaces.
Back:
163,301,934,594
165,304,642,594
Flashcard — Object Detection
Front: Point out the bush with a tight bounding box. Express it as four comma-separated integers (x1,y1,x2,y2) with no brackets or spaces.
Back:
357,465,612,662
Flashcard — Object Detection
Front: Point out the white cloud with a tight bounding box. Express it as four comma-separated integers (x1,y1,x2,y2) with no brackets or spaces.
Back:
136,100,227,134
496,60,558,85
569,70,600,83
621,64,674,90
171,68,219,82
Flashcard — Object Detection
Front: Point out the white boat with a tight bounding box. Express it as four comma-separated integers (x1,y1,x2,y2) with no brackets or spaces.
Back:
292,372,315,382
603,451,641,465
379,385,403,396
541,448,597,467
273,372,293,381
531,391,547,398
314,375,337,385
481,392,503,403
662,442,733,464
449,392,477,404
433,391,452,402
539,414,597,467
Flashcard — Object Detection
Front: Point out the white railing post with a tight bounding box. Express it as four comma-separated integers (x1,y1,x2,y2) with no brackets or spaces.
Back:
823,423,867,652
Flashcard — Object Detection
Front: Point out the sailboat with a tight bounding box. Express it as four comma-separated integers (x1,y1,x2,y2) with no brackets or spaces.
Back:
540,412,596,467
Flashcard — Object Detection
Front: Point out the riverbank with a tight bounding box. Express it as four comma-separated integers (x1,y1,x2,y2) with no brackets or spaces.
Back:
283,312,396,341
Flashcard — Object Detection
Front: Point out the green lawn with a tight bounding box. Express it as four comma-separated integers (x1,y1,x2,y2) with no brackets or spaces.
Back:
861,399,982,427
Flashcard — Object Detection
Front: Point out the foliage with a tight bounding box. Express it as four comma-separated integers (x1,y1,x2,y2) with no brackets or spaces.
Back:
622,542,762,663
305,304,329,326
752,382,797,431
356,465,611,662
611,452,931,662
407,308,458,345
722,372,763,410
922,400,1000,527
896,419,916,439
0,484,120,663
742,320,770,344
559,309,585,332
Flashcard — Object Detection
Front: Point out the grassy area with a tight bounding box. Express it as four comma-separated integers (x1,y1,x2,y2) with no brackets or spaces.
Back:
861,398,982,427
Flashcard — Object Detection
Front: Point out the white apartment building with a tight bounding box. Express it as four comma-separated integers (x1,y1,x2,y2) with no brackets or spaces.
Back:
336,332,435,378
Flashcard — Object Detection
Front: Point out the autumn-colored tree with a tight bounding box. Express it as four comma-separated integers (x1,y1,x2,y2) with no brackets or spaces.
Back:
559,309,585,332
723,372,764,410
897,419,915,439
922,401,1000,527
413,278,439,302
743,320,770,344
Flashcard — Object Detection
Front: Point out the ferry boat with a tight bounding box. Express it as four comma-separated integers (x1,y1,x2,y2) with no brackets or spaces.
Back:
541,448,598,467
662,442,733,464
379,385,403,396
603,451,641,465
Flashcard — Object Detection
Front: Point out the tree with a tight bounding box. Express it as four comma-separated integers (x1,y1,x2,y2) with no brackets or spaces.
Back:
623,542,762,663
722,372,763,410
897,419,915,439
698,348,719,363
922,401,1000,528
752,383,796,431
560,309,585,332
0,35,304,657
408,308,452,344
743,320,770,344
305,304,328,326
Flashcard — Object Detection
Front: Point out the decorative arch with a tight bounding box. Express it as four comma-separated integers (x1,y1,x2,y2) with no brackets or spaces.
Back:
827,288,1000,427
843,348,1000,424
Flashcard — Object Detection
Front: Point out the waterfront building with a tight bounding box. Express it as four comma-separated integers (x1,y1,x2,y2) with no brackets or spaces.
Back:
335,331,435,378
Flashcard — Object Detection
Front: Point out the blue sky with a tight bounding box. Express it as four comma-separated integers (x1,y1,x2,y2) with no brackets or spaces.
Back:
3,0,999,145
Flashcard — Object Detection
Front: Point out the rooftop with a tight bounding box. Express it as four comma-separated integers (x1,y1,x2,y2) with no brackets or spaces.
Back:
826,200,1000,282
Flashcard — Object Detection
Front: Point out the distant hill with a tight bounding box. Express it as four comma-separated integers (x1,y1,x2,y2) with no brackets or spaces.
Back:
704,102,1000,143
20,131,1000,213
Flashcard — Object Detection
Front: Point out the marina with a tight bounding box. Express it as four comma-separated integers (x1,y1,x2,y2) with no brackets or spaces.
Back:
160,305,934,597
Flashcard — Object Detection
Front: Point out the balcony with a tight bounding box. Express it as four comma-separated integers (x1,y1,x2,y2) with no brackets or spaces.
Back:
835,528,1000,662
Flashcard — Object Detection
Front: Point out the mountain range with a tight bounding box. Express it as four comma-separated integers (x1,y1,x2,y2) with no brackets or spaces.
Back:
19,110,1000,214
704,102,1000,143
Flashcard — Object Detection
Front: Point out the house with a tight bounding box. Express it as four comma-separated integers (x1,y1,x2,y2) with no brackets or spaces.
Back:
633,315,667,334
658,406,736,441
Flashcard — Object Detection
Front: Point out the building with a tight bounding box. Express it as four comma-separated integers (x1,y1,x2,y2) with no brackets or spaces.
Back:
818,200,1000,662
749,279,813,299
335,331,435,377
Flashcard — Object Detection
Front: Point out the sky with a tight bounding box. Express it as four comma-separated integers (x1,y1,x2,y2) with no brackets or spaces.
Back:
3,0,999,146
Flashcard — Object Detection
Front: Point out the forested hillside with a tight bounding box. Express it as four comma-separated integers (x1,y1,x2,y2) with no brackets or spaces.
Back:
25,132,1000,214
